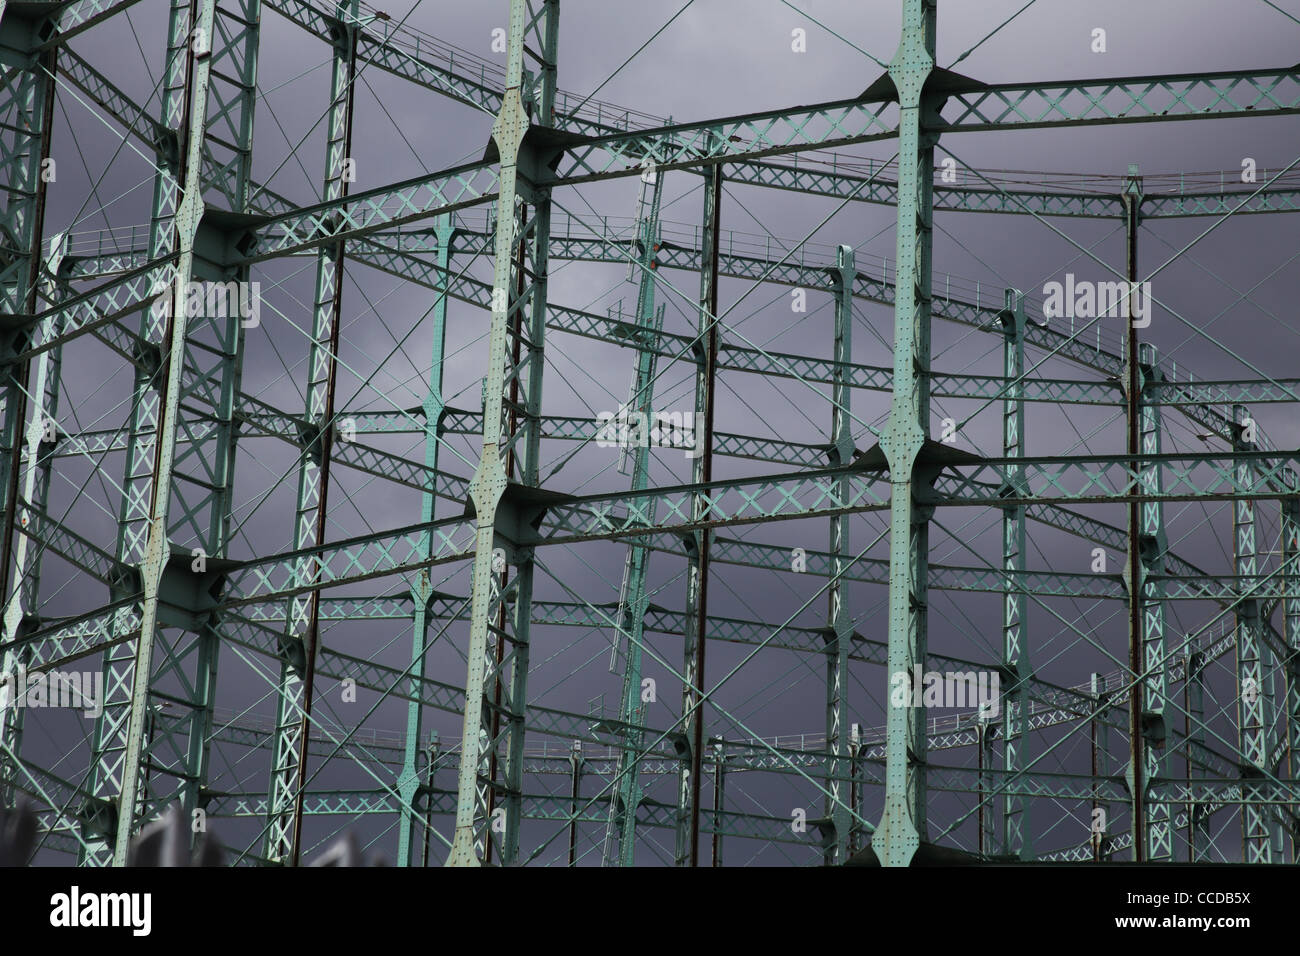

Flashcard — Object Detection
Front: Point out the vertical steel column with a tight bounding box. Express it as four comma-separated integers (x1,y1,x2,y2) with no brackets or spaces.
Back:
0,237,64,808
0,2,49,350
265,0,359,865
1281,475,1300,862
446,0,557,867
0,6,54,309
108,0,219,866
567,740,581,866
0,10,54,563
710,738,725,866
83,0,255,863
497,0,558,866
999,287,1030,858
1137,342,1170,860
1184,650,1209,861
824,244,854,865
0,13,56,807
0,14,55,611
1091,672,1110,861
1122,164,1147,861
848,724,862,854
166,0,260,856
421,731,439,867
83,0,196,867
602,170,664,868
976,720,991,855
397,215,455,866
675,159,722,867
874,0,935,867
113,0,193,566
1232,403,1270,863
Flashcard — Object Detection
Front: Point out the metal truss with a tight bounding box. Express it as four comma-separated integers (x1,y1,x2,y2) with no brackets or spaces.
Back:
1,0,1298,866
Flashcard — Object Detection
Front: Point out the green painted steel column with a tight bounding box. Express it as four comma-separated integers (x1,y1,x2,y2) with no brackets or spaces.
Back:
1121,165,1148,862
603,169,665,868
0,236,64,808
710,737,726,866
444,0,521,861
266,0,359,865
83,0,195,866
566,740,582,866
1232,403,1270,863
496,0,558,866
0,12,56,808
165,0,261,862
421,732,440,866
1184,651,1209,861
999,287,1030,858
447,0,557,866
109,0,219,866
676,158,722,867
0,11,54,564
397,215,455,866
1137,343,1169,860
1091,672,1112,860
825,244,854,864
848,724,863,854
1282,473,1300,862
874,0,935,868
188,0,262,833
976,719,993,854
81,0,258,864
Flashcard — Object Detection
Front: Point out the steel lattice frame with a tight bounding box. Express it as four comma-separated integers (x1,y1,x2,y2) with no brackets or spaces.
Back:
1,0,1299,866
